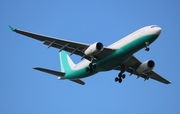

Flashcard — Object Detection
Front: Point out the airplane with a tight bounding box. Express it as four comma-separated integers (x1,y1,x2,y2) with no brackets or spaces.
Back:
9,25,171,85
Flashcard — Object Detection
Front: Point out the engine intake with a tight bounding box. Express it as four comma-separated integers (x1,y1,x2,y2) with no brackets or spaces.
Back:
84,42,104,56
136,60,155,74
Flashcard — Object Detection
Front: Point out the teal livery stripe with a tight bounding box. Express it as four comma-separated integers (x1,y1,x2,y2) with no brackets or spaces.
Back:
59,50,72,73
122,34,159,55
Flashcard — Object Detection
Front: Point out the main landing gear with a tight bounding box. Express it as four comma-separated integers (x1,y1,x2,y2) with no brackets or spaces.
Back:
115,66,126,83
85,56,98,73
86,62,96,73
115,73,126,83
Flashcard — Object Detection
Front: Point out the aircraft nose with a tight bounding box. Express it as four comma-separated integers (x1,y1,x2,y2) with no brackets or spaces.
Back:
156,27,162,35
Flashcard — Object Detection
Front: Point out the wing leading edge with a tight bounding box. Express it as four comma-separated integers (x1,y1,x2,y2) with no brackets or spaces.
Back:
9,25,115,61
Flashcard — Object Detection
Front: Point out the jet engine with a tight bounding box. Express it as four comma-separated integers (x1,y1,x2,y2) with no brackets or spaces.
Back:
84,42,104,56
136,60,155,74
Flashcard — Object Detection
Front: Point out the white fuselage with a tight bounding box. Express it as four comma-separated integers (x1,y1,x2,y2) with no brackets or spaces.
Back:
66,25,162,79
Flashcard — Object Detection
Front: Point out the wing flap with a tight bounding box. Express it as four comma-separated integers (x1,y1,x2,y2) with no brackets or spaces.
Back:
43,40,85,57
43,40,115,60
147,71,171,84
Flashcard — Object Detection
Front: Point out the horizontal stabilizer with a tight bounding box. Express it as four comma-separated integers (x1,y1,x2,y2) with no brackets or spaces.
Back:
34,67,65,76
70,79,85,85
34,67,85,85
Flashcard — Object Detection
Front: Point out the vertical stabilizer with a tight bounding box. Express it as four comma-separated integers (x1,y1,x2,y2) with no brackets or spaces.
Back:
59,50,76,72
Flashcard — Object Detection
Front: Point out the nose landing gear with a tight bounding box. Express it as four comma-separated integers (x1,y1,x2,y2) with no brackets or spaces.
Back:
145,42,150,51
145,47,150,51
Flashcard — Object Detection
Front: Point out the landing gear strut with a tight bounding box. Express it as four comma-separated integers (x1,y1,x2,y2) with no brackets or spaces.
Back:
145,42,150,51
86,62,96,73
85,55,99,73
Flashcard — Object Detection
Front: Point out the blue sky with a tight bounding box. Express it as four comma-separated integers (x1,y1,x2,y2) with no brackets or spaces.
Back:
1,0,180,113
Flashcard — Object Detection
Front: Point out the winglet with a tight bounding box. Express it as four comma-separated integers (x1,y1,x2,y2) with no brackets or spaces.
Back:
9,25,15,31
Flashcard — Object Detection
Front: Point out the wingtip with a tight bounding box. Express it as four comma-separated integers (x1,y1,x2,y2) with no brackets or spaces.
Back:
9,25,15,31
33,67,40,70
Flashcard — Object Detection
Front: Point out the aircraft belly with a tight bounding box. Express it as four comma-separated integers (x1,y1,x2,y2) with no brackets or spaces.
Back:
97,60,122,71
65,34,160,79
95,35,151,71
64,67,98,79
96,48,131,71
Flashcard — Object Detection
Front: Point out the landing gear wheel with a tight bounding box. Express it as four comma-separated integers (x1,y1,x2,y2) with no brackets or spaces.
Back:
118,78,122,83
86,62,97,73
118,73,126,79
93,64,96,69
118,73,122,78
145,47,150,51
122,74,126,79
86,67,90,72
115,77,119,82
89,63,93,68
89,68,93,73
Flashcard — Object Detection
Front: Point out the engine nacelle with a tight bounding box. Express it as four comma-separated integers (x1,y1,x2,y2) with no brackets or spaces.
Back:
84,42,104,56
136,60,155,74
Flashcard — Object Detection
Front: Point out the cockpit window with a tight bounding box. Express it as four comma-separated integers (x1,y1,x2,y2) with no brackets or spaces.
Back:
151,25,158,28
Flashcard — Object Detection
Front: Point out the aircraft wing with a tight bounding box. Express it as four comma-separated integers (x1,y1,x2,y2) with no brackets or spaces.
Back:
9,26,115,61
114,56,171,84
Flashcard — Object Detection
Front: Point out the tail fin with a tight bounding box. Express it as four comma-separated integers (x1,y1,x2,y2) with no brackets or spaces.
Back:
59,50,76,72
33,51,85,85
